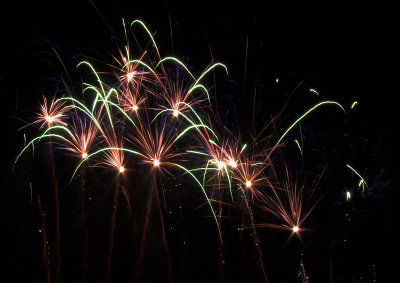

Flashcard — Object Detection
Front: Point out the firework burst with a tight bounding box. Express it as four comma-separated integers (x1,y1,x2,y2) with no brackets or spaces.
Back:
13,18,371,283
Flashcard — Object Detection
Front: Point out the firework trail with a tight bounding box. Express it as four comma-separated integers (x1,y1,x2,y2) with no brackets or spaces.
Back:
38,196,51,283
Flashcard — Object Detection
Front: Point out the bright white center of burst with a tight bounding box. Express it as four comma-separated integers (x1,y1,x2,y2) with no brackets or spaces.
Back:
81,152,88,159
153,159,160,167
216,160,225,170
119,166,125,173
229,160,237,168
292,226,299,233
132,105,138,111
127,71,136,81
245,180,252,188
45,115,54,123
173,110,179,117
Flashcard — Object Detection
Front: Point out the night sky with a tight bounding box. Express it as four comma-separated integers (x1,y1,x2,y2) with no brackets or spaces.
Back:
1,1,399,282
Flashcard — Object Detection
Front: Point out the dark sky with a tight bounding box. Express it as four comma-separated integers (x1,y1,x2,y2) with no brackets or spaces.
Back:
1,1,399,282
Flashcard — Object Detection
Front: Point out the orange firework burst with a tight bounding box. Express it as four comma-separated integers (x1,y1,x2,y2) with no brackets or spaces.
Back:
61,118,99,159
255,166,321,235
36,96,67,128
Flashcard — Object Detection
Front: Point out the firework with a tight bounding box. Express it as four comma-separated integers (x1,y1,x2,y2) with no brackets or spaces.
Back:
13,18,370,282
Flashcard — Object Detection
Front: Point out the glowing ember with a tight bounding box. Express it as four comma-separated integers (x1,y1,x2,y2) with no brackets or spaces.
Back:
119,166,125,173
132,105,138,111
292,226,299,233
153,159,160,167
346,191,351,201
81,152,88,159
173,109,179,117
229,160,237,168
245,180,252,188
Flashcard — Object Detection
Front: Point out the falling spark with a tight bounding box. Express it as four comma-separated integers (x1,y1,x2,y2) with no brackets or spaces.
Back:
276,101,345,146
346,191,351,201
346,164,368,190
309,88,319,96
294,139,302,156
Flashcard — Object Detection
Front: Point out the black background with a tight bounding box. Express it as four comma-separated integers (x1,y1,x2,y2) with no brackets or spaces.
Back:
1,1,399,282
